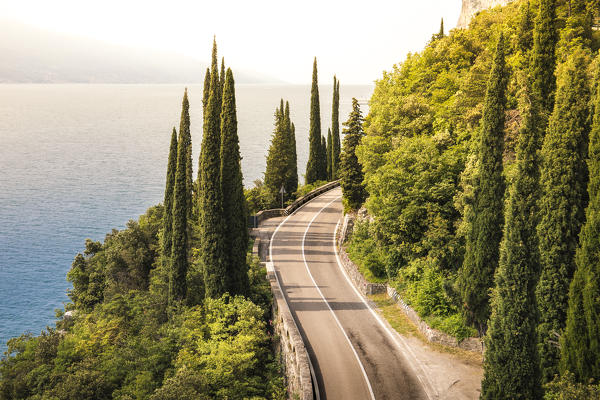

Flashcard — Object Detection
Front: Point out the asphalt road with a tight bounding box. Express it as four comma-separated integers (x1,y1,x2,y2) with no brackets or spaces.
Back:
269,187,431,400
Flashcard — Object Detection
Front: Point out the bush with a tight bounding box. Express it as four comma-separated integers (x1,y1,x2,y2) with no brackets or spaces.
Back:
396,258,475,340
345,220,387,282
544,372,600,400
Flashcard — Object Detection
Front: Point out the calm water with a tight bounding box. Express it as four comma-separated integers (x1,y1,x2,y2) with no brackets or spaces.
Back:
0,83,372,352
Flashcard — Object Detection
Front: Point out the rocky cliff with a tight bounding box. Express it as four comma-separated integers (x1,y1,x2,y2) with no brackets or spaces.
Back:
457,0,515,28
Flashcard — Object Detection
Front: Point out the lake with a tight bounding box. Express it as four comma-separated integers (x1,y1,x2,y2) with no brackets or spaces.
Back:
0,83,373,352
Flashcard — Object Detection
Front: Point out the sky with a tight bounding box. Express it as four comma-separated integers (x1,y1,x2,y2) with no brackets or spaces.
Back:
0,0,462,84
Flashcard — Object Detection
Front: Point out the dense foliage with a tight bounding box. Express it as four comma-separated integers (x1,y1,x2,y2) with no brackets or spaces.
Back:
348,4,600,396
0,207,282,399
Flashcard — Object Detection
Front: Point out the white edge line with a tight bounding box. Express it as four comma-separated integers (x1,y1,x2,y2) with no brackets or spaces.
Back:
269,192,325,400
300,195,376,400
332,219,438,400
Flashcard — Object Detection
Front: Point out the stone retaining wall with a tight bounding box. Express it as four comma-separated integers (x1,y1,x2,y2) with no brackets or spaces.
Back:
338,214,484,354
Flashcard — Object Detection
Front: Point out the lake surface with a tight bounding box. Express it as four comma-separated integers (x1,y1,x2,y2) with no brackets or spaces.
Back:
0,83,373,352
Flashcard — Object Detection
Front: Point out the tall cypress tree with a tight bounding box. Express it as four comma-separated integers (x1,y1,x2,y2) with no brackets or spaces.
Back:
439,18,444,38
219,58,226,95
481,79,543,400
321,135,327,180
203,68,211,115
339,98,367,211
199,39,227,299
170,129,189,305
179,89,193,221
531,0,558,118
305,57,323,184
561,67,600,384
517,1,534,67
537,47,591,383
458,34,507,335
162,128,178,264
327,128,333,180
289,120,298,193
332,76,341,179
283,101,298,196
220,68,249,295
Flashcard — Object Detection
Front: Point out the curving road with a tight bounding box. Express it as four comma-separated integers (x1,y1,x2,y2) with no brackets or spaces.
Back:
269,187,433,400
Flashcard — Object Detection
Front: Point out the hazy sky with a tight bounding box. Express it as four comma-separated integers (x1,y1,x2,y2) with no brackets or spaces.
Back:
1,0,462,84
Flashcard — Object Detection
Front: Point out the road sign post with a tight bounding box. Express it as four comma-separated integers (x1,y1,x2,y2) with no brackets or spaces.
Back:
279,185,286,209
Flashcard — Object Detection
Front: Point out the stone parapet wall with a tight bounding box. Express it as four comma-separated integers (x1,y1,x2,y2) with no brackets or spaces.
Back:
266,262,314,400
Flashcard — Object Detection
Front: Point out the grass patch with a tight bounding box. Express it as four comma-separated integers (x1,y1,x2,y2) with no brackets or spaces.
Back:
369,293,483,366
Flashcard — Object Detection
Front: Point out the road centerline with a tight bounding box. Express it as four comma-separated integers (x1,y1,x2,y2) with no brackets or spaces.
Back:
300,195,376,400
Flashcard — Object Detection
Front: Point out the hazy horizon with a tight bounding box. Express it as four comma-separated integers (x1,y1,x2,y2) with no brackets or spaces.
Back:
0,0,462,84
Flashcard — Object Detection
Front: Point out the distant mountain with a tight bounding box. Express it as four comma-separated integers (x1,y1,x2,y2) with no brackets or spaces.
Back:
0,21,279,84
457,0,514,29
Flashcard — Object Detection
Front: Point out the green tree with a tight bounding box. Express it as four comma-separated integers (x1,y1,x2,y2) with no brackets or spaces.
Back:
283,101,298,195
439,18,444,38
560,65,600,383
305,57,325,183
162,128,178,265
339,98,367,211
481,80,543,400
264,102,289,207
332,76,341,179
531,0,558,118
321,135,327,180
220,68,249,295
179,89,193,221
458,34,507,335
327,128,333,180
199,39,227,299
203,68,210,114
170,129,190,304
537,47,591,383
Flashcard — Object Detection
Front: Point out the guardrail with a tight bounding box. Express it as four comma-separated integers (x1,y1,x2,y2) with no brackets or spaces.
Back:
251,180,341,228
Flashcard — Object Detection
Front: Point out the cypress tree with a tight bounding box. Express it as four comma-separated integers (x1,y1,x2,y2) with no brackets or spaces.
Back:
321,135,327,180
220,57,225,94
536,47,591,383
220,68,249,295
458,34,507,335
327,128,333,180
517,1,534,64
480,79,543,400
305,57,324,184
283,101,298,196
199,39,228,299
332,76,341,179
162,128,178,263
289,120,298,193
531,0,558,118
439,18,444,38
179,89,193,221
170,128,190,304
339,98,367,211
264,102,288,206
203,68,211,114
561,68,600,384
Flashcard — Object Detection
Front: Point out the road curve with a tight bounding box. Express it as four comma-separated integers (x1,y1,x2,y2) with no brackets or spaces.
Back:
270,187,430,400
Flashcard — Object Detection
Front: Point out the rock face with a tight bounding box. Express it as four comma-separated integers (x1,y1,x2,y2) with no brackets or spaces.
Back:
457,0,514,28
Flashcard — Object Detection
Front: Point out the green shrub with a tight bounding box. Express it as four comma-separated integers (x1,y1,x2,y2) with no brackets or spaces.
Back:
345,220,387,282
544,372,600,400
396,258,474,340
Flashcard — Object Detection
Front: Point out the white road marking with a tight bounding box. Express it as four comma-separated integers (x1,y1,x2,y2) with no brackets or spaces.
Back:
300,195,376,400
333,219,438,400
269,197,322,400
